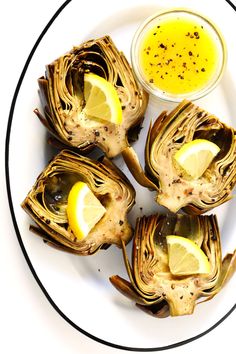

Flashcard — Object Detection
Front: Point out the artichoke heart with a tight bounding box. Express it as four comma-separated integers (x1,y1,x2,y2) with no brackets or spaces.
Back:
21,150,135,255
123,100,236,214
35,36,148,158
110,214,236,317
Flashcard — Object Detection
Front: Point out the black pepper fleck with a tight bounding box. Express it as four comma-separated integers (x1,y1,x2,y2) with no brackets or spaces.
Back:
173,178,181,184
159,43,167,50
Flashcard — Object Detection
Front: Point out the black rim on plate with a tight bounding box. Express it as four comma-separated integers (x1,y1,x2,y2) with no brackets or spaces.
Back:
5,0,236,351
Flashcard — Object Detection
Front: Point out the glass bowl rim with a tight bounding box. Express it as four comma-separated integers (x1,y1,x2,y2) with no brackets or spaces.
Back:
131,7,227,103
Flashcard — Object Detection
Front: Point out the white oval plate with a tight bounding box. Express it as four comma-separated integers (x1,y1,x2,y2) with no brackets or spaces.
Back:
6,0,236,350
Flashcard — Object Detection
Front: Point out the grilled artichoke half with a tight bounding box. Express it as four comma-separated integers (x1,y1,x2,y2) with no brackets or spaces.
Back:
21,150,135,255
123,100,236,214
35,36,148,158
110,214,236,317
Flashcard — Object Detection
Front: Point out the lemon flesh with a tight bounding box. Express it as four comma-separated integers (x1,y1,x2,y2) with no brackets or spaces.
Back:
166,235,211,275
174,139,220,179
83,73,122,124
67,181,106,240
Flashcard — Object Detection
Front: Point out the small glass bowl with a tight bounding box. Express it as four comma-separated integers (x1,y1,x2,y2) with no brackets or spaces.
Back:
131,8,227,102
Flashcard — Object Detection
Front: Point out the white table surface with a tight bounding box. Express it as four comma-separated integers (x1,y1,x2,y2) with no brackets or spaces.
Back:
1,0,235,353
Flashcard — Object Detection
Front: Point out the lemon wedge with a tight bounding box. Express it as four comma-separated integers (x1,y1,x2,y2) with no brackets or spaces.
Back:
166,235,211,275
67,181,106,240
83,73,122,124
174,139,220,179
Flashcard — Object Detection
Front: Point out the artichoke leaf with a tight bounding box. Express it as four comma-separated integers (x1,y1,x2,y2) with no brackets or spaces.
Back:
136,301,170,318
124,100,236,214
35,36,148,158
110,214,236,317
22,150,135,255
110,275,160,305
199,249,236,303
122,147,157,190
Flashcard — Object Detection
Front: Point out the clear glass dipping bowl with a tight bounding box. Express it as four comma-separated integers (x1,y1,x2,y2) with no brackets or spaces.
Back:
131,8,227,102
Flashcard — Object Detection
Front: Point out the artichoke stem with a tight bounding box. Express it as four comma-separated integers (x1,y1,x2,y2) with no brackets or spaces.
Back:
167,294,196,316
122,147,156,189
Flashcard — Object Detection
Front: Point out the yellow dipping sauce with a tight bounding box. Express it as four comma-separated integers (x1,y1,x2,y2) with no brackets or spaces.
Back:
134,10,225,99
